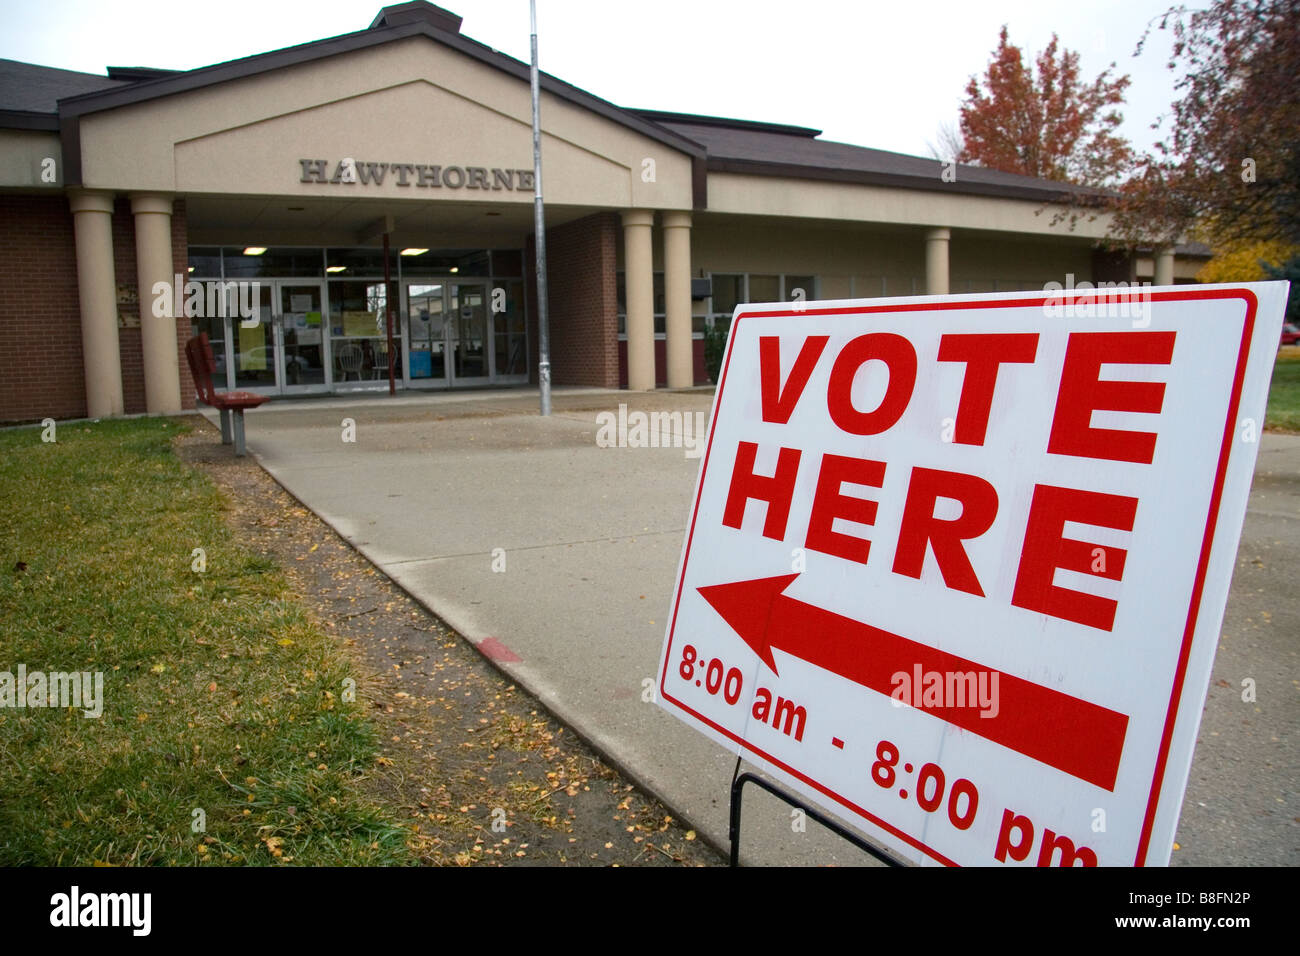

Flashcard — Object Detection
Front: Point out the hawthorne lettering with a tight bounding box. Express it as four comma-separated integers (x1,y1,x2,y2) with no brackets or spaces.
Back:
299,159,532,190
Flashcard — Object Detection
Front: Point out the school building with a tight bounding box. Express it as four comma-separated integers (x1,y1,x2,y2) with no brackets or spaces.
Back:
0,1,1208,423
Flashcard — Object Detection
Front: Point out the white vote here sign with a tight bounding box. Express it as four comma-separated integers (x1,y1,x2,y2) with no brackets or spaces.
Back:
656,282,1288,867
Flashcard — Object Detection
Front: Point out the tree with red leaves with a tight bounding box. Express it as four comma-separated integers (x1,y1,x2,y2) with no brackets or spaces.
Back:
958,26,1134,188
1111,0,1300,247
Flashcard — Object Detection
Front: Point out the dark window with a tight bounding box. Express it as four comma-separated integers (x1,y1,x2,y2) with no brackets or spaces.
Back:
748,274,780,302
399,249,490,277
325,247,396,277
186,247,222,278
785,275,815,301
223,247,323,278
490,250,524,277
710,274,743,315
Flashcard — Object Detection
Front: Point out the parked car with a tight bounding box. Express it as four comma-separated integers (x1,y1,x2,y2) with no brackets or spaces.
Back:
1282,322,1300,346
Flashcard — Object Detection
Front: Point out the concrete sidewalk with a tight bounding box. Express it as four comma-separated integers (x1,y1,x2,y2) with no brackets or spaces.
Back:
205,387,1299,866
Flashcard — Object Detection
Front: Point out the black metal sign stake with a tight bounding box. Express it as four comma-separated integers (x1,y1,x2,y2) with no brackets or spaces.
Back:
729,771,906,868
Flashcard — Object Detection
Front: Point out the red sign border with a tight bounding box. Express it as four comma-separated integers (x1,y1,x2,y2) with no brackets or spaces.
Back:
659,287,1260,867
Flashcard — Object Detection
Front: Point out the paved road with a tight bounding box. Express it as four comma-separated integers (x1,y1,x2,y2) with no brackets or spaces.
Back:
210,386,1298,866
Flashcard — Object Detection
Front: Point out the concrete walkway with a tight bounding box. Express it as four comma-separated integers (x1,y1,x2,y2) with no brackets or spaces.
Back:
204,387,1299,866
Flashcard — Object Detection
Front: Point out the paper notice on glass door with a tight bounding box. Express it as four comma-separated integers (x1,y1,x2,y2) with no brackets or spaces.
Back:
240,321,266,369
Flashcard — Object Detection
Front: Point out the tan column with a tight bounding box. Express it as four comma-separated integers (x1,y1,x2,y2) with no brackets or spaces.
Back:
1154,246,1175,287
622,209,656,391
131,193,181,413
925,227,950,295
69,189,123,418
662,211,693,389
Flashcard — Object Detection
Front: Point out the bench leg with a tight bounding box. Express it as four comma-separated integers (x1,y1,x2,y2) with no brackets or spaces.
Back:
219,408,232,445
232,410,247,457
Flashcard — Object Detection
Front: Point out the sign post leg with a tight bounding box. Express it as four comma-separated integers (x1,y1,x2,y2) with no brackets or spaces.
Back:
728,771,905,868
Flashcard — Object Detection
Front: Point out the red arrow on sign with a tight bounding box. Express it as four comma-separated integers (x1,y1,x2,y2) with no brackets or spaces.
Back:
697,573,1129,792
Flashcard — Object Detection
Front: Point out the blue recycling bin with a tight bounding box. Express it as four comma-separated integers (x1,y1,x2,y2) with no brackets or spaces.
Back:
410,350,432,379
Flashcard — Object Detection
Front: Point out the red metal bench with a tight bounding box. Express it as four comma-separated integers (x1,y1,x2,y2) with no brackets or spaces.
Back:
184,332,268,456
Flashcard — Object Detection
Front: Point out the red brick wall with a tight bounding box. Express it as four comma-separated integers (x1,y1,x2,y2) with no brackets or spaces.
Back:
0,195,85,422
111,197,146,414
525,212,619,388
0,194,191,424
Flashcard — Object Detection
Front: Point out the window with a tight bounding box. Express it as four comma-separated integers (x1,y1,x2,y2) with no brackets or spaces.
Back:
490,250,523,277
223,247,323,278
705,273,819,331
747,274,779,302
399,249,490,277
330,281,401,383
615,271,817,338
324,247,397,277
784,275,815,303
710,274,743,316
492,280,528,377
186,247,221,278
616,271,667,335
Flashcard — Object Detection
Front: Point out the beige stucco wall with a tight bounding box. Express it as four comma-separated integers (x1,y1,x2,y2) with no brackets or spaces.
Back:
75,34,694,210
948,234,1094,292
706,172,1116,240
690,220,924,298
0,130,63,187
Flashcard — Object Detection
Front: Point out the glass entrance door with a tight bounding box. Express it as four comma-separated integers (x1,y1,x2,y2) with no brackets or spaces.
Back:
229,280,328,395
450,283,489,384
403,281,496,387
277,281,326,393
233,283,276,393
329,279,395,389
405,282,449,386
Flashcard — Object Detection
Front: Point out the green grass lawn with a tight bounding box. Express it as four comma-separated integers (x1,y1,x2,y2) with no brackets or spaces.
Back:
0,418,412,865
1267,351,1300,432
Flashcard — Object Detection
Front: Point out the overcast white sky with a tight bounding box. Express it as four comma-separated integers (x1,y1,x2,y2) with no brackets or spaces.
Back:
2,0,1206,160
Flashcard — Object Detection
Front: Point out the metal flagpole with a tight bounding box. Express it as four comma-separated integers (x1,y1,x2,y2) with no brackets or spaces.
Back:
530,0,551,416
